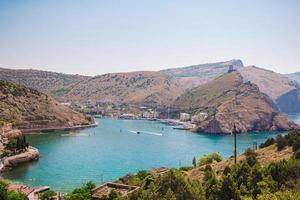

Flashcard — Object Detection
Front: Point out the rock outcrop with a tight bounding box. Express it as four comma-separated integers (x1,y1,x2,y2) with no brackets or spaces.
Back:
239,66,300,113
174,71,300,134
0,147,39,172
0,123,40,172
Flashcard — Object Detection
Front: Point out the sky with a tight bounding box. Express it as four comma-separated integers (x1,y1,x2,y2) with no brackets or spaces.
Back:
0,0,299,76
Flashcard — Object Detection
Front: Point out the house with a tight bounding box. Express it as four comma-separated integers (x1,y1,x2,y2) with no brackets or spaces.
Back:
7,184,52,200
191,112,208,123
91,183,139,200
180,113,190,121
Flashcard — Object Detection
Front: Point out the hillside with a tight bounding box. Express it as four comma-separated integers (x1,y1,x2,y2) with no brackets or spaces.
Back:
174,71,299,133
287,71,300,86
187,144,293,181
61,71,186,107
0,80,93,130
0,68,89,100
161,59,244,89
239,66,300,113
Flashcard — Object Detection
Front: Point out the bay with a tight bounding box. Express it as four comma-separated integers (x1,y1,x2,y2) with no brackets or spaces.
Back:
3,113,300,192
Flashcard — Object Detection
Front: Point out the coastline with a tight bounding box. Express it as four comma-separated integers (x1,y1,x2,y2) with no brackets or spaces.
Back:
0,146,39,173
20,122,99,134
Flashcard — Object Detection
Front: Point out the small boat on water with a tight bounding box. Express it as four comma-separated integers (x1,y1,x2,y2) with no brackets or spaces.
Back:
136,131,141,134
173,127,190,130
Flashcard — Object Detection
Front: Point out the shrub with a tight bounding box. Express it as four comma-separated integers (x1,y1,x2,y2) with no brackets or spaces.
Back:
179,166,194,171
292,138,300,152
40,190,56,200
259,138,275,148
268,160,288,188
276,135,288,151
223,166,231,176
244,148,257,157
294,148,300,159
0,181,8,200
8,191,27,200
246,154,258,167
198,152,223,166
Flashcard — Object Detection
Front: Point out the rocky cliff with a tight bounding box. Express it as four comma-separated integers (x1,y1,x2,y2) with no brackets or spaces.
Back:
0,80,93,131
239,66,300,113
174,72,299,133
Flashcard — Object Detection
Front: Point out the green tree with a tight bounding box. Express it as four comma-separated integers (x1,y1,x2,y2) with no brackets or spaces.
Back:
276,135,287,151
0,181,7,200
218,174,240,200
192,156,197,167
7,192,27,200
198,152,223,166
268,160,288,188
40,190,56,200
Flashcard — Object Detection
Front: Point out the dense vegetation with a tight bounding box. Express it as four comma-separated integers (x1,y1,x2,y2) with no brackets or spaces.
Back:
0,181,27,200
1,136,29,158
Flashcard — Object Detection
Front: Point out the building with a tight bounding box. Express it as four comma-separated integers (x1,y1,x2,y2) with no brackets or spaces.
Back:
119,113,136,119
91,183,139,200
180,113,191,121
142,111,159,119
191,112,208,123
7,184,55,200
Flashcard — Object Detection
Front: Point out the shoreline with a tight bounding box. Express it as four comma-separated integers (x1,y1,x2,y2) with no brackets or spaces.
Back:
20,122,99,134
0,146,39,173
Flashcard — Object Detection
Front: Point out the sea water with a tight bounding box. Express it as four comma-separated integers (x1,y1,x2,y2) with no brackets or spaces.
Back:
3,114,300,192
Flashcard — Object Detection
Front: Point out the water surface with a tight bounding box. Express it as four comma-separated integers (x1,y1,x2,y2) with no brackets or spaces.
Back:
3,114,300,192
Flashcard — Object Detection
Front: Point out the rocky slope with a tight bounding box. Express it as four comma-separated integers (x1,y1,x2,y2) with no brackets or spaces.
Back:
1,60,299,112
0,80,93,130
287,71,300,86
60,71,186,107
0,68,88,100
174,71,299,133
161,59,244,88
239,66,300,113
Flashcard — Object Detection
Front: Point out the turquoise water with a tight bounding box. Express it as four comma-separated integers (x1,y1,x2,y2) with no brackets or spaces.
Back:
2,114,300,192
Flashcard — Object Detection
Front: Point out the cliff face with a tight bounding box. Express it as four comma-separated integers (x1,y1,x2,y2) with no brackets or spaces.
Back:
0,80,93,130
175,72,299,134
239,66,300,113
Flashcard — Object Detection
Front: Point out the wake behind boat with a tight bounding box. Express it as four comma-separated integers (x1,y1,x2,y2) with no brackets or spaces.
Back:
129,130,162,136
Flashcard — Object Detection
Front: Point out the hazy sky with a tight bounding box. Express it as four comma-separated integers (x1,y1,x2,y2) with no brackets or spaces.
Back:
0,0,299,75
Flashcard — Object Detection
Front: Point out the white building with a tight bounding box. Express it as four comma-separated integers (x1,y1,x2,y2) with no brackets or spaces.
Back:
180,113,191,121
191,112,208,123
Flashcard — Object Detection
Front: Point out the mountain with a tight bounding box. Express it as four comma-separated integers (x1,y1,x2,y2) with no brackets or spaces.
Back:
174,71,299,133
239,66,300,113
287,71,300,86
0,68,89,100
0,60,299,113
62,71,186,107
160,59,244,88
0,80,93,130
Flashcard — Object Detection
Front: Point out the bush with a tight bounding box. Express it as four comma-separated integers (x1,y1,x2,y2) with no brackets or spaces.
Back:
294,148,300,159
259,138,275,148
179,166,194,171
198,152,223,166
292,138,300,152
8,191,27,200
0,181,8,200
40,190,56,200
64,181,96,200
276,135,288,151
246,154,258,167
